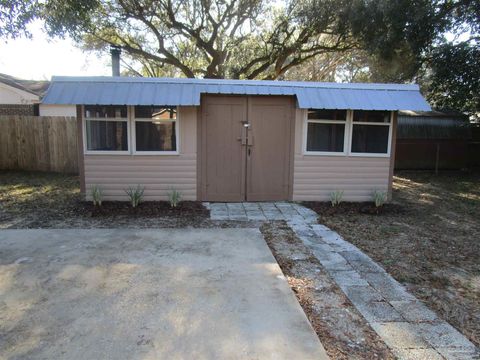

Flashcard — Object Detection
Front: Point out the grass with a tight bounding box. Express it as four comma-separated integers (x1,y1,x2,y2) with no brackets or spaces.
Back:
0,171,80,228
314,170,480,346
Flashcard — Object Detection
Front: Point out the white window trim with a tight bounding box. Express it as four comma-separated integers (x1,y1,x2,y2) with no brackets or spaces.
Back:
348,111,393,158
131,106,180,155
82,105,131,155
303,109,349,156
303,109,394,158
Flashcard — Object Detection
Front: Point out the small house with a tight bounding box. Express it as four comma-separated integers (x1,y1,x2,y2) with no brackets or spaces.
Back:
42,77,430,202
0,73,76,117
0,73,47,115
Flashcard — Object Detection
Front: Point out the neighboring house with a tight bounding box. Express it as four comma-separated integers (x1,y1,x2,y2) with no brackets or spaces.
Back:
396,110,471,170
42,76,430,202
0,73,47,115
0,73,75,116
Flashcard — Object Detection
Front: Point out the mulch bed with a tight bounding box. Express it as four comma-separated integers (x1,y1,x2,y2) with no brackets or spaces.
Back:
302,201,406,216
80,201,210,218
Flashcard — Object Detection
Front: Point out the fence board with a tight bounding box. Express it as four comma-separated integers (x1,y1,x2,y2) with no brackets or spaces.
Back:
0,116,78,174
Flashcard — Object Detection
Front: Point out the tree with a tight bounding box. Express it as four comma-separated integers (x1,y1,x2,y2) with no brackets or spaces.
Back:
424,42,480,118
0,0,39,38
1,0,478,116
40,0,358,79
3,0,436,80
0,0,449,80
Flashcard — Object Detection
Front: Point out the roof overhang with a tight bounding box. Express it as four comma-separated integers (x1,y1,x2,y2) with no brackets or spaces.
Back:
42,76,431,111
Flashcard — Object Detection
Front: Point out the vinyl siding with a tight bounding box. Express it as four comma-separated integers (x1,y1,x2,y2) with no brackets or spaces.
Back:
293,109,392,202
84,106,197,201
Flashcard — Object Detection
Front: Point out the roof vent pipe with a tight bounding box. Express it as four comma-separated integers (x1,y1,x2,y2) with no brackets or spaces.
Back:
110,45,121,76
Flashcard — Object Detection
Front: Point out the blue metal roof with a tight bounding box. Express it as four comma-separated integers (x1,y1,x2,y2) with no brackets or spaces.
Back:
42,76,431,111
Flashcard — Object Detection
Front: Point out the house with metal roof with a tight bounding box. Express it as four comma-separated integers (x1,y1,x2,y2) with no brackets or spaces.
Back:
43,76,431,202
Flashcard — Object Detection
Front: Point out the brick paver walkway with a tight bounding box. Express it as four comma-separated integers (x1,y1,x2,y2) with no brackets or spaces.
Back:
204,202,318,222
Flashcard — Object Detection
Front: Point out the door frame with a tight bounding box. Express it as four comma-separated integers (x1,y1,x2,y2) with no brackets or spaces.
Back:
197,94,296,202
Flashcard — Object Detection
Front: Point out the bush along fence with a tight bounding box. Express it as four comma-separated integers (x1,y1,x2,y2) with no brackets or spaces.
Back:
0,115,79,174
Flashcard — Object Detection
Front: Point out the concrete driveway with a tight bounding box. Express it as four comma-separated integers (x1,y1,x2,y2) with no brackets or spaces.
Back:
0,228,328,359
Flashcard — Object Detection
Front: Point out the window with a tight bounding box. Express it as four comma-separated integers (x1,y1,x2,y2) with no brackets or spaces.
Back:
133,106,178,153
351,110,391,155
305,109,347,153
84,105,128,152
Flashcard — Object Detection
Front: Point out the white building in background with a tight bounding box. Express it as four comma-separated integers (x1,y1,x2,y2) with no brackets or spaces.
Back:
39,104,77,116
0,73,75,117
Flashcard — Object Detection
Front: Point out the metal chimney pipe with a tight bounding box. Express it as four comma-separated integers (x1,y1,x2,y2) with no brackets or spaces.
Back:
110,45,121,76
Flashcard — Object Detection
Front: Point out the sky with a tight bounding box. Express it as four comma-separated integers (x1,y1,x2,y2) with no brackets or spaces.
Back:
0,21,110,80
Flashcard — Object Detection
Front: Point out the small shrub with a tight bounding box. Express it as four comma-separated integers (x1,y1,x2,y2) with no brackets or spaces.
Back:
90,185,103,206
372,190,387,208
125,185,145,207
168,189,182,208
330,190,344,207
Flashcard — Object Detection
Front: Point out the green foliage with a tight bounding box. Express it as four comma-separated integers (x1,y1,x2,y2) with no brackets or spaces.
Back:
330,190,344,207
0,0,438,80
0,0,40,38
372,190,387,208
90,185,102,206
168,189,182,208
124,185,144,208
425,42,480,118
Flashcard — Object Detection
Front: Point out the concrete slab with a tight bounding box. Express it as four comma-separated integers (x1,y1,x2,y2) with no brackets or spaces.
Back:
329,270,369,288
370,322,430,350
0,229,328,360
392,348,445,360
415,323,477,350
354,301,403,323
389,301,439,322
436,346,480,359
363,272,417,302
343,285,385,303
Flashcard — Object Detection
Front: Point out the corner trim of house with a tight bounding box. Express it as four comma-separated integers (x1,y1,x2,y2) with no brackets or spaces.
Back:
388,111,398,200
76,105,86,195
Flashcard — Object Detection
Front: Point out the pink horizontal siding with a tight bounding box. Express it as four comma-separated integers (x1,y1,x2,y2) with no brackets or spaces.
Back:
293,109,391,202
84,106,197,201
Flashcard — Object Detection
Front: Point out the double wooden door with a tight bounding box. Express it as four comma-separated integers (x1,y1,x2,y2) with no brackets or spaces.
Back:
200,95,295,202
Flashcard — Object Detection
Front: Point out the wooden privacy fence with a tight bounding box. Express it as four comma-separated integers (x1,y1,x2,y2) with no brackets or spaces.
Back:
395,139,469,171
0,116,79,174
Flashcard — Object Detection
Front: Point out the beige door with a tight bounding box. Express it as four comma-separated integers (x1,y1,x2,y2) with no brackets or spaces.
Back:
201,96,247,201
246,96,295,201
200,95,294,201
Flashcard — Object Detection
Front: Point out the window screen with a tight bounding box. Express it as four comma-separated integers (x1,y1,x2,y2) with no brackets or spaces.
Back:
307,123,345,152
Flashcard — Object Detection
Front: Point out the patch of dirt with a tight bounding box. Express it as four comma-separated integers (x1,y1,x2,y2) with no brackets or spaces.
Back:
305,171,480,347
261,222,395,360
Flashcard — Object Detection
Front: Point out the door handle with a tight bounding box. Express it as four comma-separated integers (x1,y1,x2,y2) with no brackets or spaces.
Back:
240,127,247,145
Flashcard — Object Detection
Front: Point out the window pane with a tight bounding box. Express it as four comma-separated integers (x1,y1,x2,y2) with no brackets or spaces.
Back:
86,120,128,151
353,110,390,123
135,106,177,120
306,123,345,152
308,109,346,121
136,121,176,151
351,125,389,153
85,105,127,119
